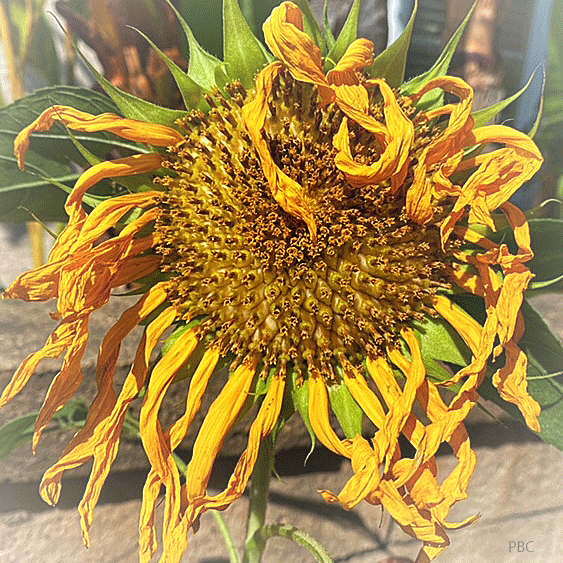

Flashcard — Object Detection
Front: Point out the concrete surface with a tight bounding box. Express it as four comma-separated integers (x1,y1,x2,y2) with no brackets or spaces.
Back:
0,222,562,563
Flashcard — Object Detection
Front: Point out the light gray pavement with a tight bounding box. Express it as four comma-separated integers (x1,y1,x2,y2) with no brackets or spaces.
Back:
0,223,562,563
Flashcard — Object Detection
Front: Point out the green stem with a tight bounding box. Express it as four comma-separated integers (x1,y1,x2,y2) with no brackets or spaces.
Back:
242,438,273,563
261,524,334,563
171,452,240,563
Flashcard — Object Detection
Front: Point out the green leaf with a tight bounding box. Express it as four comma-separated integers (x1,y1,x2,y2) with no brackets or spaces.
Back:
223,0,270,88
0,87,143,222
0,413,38,459
291,370,316,452
294,0,327,56
129,26,209,111
472,70,537,128
26,13,61,88
478,300,563,450
369,0,417,87
177,0,224,59
168,0,223,90
527,218,563,291
80,54,184,126
402,1,476,96
328,378,363,440
324,0,361,72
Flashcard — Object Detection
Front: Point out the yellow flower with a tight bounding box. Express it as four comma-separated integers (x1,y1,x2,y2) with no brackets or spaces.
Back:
1,2,543,562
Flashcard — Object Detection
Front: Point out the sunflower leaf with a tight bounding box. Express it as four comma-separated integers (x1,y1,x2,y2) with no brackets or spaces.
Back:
324,0,361,72
478,300,563,451
0,413,38,460
328,379,363,440
402,1,477,96
0,86,142,222
369,0,417,87
129,26,209,111
294,0,328,55
223,0,270,88
527,218,563,291
167,0,223,90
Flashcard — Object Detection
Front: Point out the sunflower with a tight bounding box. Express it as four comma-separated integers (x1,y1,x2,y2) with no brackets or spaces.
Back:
1,2,543,562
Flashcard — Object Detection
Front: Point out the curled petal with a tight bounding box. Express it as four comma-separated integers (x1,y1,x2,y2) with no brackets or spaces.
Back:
15,106,183,169
263,2,332,103
243,62,317,240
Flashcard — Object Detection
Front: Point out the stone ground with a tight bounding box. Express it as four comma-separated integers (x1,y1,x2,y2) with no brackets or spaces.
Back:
0,223,562,563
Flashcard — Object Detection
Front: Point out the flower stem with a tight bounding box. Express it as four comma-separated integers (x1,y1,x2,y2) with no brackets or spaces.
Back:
261,524,335,563
242,438,273,563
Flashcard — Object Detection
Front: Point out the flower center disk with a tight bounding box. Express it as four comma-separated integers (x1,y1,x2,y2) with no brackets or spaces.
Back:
154,73,452,376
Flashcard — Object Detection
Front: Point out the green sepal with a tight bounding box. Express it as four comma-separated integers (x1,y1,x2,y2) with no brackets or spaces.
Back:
323,0,336,50
472,70,537,129
478,300,563,451
129,26,209,111
328,371,363,440
167,0,223,91
402,1,476,98
291,370,316,453
527,68,545,139
414,315,472,382
294,0,328,56
223,0,271,89
369,0,417,87
324,0,361,72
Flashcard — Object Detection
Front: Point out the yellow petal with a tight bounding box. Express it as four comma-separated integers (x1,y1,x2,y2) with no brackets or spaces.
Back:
493,342,541,432
327,39,375,86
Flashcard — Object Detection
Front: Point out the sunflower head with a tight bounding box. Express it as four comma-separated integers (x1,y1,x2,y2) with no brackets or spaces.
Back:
1,2,546,563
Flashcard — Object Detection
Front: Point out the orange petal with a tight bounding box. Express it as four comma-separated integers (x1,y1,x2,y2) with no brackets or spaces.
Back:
242,62,317,240
185,359,257,502
263,2,332,103
333,80,414,187
199,371,286,511
15,106,183,169
308,374,351,457
492,342,541,432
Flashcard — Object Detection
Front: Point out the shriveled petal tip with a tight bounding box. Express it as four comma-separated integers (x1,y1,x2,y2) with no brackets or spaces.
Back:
263,2,332,102
327,39,375,86
14,105,183,169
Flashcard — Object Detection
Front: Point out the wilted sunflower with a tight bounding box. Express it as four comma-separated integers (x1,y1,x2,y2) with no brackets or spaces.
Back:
1,2,543,562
